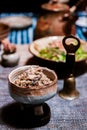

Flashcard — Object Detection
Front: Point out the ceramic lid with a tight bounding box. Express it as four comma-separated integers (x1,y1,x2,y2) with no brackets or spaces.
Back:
41,0,69,12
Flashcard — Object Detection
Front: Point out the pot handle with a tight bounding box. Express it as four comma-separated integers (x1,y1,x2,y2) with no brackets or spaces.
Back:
70,0,86,13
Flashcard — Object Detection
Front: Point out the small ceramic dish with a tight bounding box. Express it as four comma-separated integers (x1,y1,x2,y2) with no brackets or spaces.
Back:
8,65,58,105
1,51,20,67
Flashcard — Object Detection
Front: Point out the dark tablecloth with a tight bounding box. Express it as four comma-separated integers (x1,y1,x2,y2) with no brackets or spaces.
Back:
0,45,87,130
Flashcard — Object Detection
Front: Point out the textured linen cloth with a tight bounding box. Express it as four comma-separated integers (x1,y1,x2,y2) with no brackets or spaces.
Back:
0,45,87,130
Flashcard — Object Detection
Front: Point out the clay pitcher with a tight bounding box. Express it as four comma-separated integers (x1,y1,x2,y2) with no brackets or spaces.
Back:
34,0,77,40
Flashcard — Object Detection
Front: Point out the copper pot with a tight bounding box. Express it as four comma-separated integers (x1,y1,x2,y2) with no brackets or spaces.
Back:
34,0,77,40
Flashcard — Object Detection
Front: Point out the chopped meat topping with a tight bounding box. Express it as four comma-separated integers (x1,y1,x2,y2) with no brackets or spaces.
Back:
14,66,52,89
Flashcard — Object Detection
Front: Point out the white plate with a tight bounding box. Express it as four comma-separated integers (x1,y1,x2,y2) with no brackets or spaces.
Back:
29,36,64,61
0,15,32,29
29,35,87,62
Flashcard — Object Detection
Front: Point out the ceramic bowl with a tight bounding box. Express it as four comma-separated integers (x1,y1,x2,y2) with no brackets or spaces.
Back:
29,36,87,79
1,51,20,67
8,65,58,105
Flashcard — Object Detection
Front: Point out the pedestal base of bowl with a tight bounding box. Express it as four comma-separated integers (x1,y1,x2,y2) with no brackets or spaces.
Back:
1,102,51,128
20,103,51,127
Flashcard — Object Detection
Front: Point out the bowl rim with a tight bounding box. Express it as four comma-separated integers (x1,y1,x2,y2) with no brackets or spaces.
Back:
29,36,87,63
8,65,58,90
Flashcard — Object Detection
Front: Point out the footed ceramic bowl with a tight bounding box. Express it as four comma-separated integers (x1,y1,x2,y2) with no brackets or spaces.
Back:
8,65,58,105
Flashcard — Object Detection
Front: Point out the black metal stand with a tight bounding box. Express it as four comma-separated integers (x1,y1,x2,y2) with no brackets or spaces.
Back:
59,35,80,100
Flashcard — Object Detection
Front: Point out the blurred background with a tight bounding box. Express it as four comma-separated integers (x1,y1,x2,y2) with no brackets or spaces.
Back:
0,0,87,45
0,0,86,13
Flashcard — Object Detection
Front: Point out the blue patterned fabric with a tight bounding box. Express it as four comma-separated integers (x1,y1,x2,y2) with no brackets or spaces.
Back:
75,11,87,42
0,12,87,44
0,13,37,44
76,26,87,42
